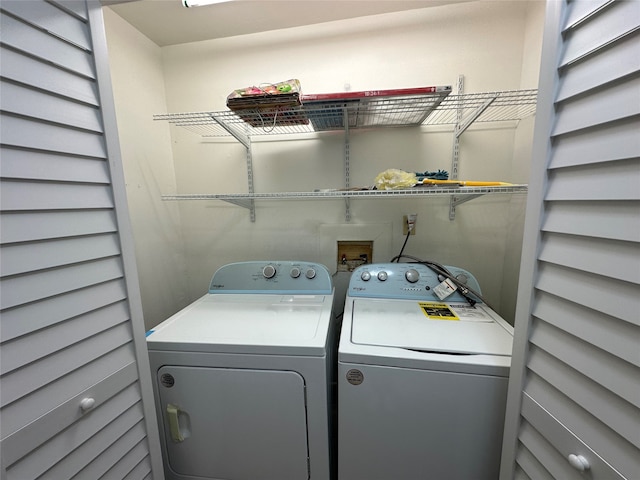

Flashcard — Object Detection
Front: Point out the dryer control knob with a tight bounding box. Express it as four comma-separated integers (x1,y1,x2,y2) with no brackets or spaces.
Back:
360,271,371,281
290,267,301,278
405,268,420,283
305,268,316,279
377,271,388,281
262,265,276,279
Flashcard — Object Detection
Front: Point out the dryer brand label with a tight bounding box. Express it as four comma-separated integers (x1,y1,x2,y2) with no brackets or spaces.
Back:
419,302,460,321
346,369,364,385
160,373,175,388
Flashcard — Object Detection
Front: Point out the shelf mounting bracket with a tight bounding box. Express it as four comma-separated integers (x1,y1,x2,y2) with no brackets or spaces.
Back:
210,114,255,221
449,75,464,221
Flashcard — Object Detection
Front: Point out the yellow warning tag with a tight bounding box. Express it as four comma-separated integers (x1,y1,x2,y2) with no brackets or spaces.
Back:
419,302,460,321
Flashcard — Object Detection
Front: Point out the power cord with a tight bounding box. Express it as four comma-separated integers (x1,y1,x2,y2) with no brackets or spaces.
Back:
395,230,411,262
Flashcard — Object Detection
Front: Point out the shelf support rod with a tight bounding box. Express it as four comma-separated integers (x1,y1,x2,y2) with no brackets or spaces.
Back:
344,105,351,222
219,199,254,209
452,194,484,207
210,114,250,148
455,96,497,138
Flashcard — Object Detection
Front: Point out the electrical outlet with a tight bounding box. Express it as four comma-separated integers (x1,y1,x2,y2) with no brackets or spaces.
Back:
403,214,417,235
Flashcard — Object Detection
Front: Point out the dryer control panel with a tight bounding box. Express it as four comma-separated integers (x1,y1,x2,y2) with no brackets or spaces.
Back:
348,262,481,302
209,261,333,295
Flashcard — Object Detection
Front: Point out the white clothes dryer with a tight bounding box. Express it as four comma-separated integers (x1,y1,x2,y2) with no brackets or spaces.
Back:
338,262,513,480
147,261,337,480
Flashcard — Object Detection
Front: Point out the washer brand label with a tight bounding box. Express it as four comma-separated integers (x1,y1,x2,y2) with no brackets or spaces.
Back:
160,373,175,388
210,284,225,289
346,369,364,385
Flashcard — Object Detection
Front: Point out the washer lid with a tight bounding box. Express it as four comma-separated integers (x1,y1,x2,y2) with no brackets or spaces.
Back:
147,293,333,355
351,298,512,356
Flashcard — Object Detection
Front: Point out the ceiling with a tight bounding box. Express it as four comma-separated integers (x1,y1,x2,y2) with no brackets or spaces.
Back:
106,0,473,47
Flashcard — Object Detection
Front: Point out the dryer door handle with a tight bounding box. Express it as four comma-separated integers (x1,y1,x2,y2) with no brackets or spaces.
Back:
167,403,186,443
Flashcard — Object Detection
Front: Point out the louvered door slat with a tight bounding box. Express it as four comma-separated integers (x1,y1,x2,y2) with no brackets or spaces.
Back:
557,32,640,101
66,423,148,480
99,438,153,480
1,147,109,183
0,46,99,105
0,11,94,77
552,76,640,136
1,301,130,375
527,345,639,446
39,418,147,480
536,262,639,325
560,0,640,66
0,80,103,131
0,256,124,310
529,321,638,407
1,323,133,407
51,0,88,21
542,200,639,242
532,291,639,366
1,233,121,276
0,114,106,157
515,444,553,480
538,232,639,282
549,117,639,169
1,0,91,50
122,456,153,480
0,210,118,243
1,279,127,342
545,158,639,201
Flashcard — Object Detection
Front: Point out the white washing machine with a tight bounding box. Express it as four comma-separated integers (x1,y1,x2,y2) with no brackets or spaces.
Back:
338,262,513,480
147,261,337,480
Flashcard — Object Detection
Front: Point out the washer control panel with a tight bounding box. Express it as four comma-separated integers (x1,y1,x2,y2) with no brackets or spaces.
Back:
349,262,481,301
209,261,332,294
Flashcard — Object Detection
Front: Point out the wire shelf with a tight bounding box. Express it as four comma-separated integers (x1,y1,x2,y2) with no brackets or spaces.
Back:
154,89,537,138
161,185,528,201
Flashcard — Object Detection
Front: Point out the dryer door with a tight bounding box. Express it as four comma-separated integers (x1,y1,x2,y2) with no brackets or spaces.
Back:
157,366,309,480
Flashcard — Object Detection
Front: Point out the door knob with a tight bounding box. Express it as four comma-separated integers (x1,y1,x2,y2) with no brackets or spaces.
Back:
568,454,590,472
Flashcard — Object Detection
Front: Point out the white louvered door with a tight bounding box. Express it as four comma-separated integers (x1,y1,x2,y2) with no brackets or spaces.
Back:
0,1,164,478
500,1,640,479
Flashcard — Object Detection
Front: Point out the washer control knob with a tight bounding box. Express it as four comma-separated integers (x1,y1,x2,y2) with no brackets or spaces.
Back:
377,271,388,281
456,273,469,284
305,268,316,279
405,269,420,283
262,265,276,279
360,271,371,281
290,267,301,278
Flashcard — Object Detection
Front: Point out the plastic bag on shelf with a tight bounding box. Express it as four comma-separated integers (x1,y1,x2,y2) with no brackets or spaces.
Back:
374,169,418,190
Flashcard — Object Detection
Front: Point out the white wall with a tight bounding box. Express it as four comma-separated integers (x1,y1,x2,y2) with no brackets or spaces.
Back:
104,9,190,330
106,0,544,324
